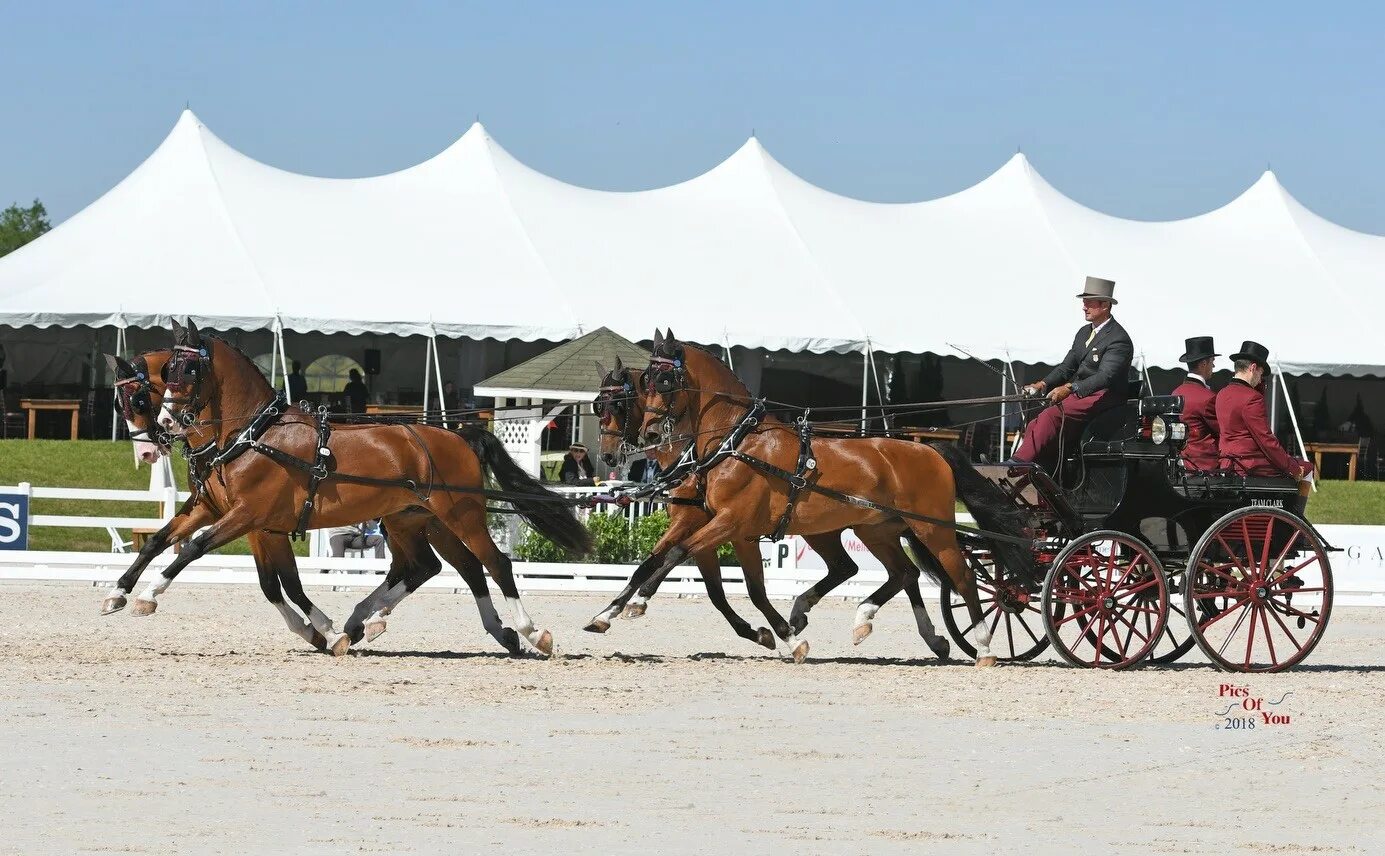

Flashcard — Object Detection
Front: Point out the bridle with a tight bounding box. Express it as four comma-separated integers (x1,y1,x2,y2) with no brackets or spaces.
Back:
113,356,171,447
164,343,212,427
644,350,688,445
595,369,644,464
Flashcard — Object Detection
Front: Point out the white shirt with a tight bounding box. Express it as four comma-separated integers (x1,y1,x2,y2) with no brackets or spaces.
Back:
1086,317,1112,344
1185,373,1210,389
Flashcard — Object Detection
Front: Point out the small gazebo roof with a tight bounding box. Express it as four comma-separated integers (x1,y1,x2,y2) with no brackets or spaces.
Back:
475,327,650,400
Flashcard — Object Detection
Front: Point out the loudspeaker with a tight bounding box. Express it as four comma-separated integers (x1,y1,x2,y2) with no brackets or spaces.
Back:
363,349,381,376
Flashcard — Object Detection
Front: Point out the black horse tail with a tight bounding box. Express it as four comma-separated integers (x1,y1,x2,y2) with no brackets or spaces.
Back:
931,442,1038,588
457,426,594,556
900,531,945,588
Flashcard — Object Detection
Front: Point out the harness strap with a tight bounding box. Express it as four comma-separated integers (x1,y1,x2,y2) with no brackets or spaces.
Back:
290,411,334,540
770,420,818,542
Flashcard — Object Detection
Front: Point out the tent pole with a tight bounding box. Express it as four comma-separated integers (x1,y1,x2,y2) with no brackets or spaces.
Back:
998,361,1007,461
268,319,280,391
422,334,433,422
868,342,889,434
723,333,735,372
1141,351,1154,395
859,348,869,433
275,322,291,401
1274,362,1315,494
430,324,448,429
1005,359,1022,457
111,323,127,441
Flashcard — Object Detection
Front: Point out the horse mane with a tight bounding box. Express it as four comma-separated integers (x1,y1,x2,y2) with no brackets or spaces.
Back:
671,340,754,402
204,334,274,394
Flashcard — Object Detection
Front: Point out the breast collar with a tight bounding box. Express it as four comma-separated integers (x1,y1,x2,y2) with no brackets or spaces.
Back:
196,393,290,471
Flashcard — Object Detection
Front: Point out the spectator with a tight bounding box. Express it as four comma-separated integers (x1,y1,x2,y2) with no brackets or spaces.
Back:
287,361,308,405
343,368,369,414
627,448,662,483
328,519,385,560
560,443,597,485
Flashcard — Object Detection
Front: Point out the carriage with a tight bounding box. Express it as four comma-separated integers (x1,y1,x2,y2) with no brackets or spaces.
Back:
938,388,1334,672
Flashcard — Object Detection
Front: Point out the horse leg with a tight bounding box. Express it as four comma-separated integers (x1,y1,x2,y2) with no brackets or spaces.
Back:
110,504,214,615
442,501,554,656
730,538,808,663
788,530,858,635
696,551,776,650
273,547,351,656
584,549,668,631
910,522,995,667
249,537,329,651
426,518,522,654
859,530,950,659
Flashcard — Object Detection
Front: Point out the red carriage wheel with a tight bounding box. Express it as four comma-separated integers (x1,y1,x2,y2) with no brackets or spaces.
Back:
1042,531,1170,669
1183,507,1332,673
940,544,1048,662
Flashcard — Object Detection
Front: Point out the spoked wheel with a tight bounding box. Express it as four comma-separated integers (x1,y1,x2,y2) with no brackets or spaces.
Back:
1043,531,1169,669
940,546,1048,662
1183,507,1332,673
1147,569,1198,665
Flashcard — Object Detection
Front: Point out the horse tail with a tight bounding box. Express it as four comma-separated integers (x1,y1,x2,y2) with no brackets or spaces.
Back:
900,531,945,588
456,426,594,556
930,442,1037,588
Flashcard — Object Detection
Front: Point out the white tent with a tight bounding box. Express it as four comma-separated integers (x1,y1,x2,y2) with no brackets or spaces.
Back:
2,110,1382,375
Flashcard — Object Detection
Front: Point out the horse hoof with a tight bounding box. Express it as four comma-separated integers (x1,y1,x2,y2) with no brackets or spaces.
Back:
533,630,554,657
756,628,776,650
852,622,872,645
100,595,127,615
363,619,387,643
584,618,611,634
129,598,158,616
975,655,998,668
791,640,810,664
622,603,646,619
501,628,523,654
790,614,808,635
329,634,351,657
930,639,951,661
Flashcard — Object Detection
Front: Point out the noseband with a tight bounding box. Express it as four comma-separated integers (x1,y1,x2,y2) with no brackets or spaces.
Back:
113,364,171,446
595,373,642,462
644,354,688,444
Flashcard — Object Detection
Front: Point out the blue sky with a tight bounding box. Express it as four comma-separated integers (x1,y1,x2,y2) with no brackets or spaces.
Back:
6,2,1384,231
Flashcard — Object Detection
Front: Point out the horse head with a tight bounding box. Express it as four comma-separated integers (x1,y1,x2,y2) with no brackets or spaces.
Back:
108,350,173,465
594,355,644,467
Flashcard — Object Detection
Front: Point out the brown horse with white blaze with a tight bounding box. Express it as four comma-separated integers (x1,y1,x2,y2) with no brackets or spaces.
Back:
637,331,1037,666
153,320,591,656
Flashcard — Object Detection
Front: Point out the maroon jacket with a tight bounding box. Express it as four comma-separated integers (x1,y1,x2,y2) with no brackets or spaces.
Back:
1173,376,1218,471
1216,378,1308,477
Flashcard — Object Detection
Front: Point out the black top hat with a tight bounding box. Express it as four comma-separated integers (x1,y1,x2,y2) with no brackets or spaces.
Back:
1075,276,1118,304
1179,336,1218,365
1230,340,1271,369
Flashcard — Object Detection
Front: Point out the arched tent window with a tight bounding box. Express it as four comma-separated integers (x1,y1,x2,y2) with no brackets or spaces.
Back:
307,355,364,394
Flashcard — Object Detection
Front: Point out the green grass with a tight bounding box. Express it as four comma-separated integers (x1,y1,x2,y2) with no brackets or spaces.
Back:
1304,480,1385,526
0,440,304,555
2,440,1381,553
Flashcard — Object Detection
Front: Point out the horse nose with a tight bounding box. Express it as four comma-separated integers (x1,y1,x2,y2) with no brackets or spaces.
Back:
139,449,159,464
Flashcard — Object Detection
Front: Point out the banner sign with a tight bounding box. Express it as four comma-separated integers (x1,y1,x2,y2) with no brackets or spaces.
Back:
0,490,29,551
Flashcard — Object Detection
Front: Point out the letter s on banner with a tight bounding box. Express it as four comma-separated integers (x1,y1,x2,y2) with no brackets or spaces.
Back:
0,492,29,550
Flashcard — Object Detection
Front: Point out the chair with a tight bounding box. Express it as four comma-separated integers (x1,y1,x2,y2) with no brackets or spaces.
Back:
1,394,24,439
107,527,133,553
1358,437,1378,481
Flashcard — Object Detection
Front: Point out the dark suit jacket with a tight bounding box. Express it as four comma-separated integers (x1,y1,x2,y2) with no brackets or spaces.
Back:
1216,378,1305,477
627,458,662,483
1173,376,1218,471
1042,318,1134,398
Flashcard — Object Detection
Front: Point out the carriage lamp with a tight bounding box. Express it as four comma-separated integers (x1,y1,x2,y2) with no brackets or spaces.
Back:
1150,416,1168,444
1169,421,1187,443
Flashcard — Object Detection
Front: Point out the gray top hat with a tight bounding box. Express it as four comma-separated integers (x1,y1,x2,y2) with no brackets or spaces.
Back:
1076,276,1118,304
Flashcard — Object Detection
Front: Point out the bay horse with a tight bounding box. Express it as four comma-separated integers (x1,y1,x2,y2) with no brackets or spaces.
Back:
151,320,591,656
592,358,955,661
636,330,1037,666
101,349,529,654
587,359,774,650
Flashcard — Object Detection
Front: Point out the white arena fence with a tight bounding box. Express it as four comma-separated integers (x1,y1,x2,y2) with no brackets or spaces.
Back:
2,482,1383,607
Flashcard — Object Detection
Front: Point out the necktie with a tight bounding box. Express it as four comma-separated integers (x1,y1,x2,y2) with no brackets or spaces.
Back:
1085,325,1097,346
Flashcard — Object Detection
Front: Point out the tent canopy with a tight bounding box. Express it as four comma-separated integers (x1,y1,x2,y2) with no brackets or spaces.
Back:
2,110,1381,375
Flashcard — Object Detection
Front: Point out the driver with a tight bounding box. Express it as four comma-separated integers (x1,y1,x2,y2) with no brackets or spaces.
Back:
1012,276,1134,469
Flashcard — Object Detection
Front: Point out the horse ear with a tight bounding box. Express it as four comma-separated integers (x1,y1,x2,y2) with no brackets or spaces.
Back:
594,360,607,378
666,328,677,345
613,355,624,371
652,329,663,349
103,354,121,375
171,319,186,343
186,318,201,346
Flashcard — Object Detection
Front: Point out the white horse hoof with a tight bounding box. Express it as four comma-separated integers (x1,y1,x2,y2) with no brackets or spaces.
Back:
852,622,872,645
975,655,998,668
363,619,387,643
329,634,351,657
532,630,554,657
129,598,158,616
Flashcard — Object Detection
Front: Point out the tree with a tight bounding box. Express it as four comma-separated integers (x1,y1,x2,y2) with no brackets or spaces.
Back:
0,199,51,257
